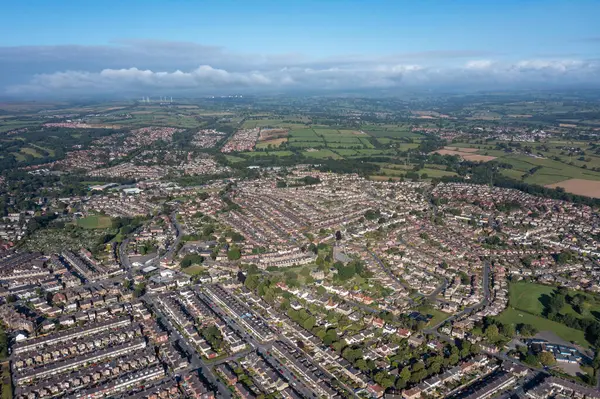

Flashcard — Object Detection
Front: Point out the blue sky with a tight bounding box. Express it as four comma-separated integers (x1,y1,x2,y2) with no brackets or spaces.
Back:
0,0,599,97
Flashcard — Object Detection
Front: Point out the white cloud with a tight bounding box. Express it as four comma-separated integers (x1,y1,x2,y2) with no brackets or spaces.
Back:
4,49,600,96
465,60,494,69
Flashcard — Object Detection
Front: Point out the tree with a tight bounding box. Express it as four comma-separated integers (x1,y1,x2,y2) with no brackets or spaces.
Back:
518,323,538,337
428,361,442,374
400,366,411,382
449,353,460,365
245,274,260,291
485,324,499,341
523,353,540,367
501,323,515,338
592,349,600,370
302,316,316,331
547,292,565,315
0,326,8,359
539,351,556,367
395,377,407,390
355,358,368,371
412,361,425,373
133,283,146,298
323,329,338,346
227,246,241,260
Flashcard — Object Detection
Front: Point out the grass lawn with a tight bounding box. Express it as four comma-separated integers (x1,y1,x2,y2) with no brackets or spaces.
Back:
1,361,11,399
495,307,590,348
419,168,458,178
418,306,449,327
508,281,600,319
20,147,43,158
182,265,205,276
224,155,246,163
76,215,113,229
509,281,556,315
302,149,342,159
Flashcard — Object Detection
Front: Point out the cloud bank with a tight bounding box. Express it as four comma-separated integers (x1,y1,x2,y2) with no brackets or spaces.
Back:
2,40,599,97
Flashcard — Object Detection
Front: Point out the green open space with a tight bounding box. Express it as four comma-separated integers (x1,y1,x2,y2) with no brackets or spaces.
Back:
509,281,600,320
289,129,320,138
242,150,294,157
182,265,206,276
1,362,11,399
242,119,306,129
495,308,590,348
287,141,325,148
508,281,556,315
495,281,600,347
302,149,342,159
224,155,247,163
419,168,458,178
20,147,43,158
76,215,113,229
418,306,450,327
496,154,600,185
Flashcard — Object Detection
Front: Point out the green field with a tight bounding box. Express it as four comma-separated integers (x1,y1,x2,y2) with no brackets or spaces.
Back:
243,151,294,158
364,128,424,139
224,155,246,163
302,149,342,159
495,281,600,347
508,281,556,315
20,147,43,158
76,215,113,229
418,306,449,327
182,265,205,276
495,308,589,348
419,168,458,178
286,128,379,151
493,154,600,185
1,362,11,399
242,119,307,129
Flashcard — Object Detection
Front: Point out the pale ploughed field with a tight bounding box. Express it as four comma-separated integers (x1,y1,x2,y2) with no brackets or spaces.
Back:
546,179,600,198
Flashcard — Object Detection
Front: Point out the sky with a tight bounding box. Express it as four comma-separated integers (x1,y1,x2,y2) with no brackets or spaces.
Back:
0,0,599,98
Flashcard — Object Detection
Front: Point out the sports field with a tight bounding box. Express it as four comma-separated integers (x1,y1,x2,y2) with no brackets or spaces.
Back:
76,215,113,229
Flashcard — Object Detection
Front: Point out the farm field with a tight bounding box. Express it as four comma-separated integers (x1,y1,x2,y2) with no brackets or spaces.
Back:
76,215,113,229
242,150,295,158
546,179,600,198
363,129,424,139
258,128,288,141
285,127,379,152
433,148,497,162
242,119,307,129
419,168,458,178
256,138,288,148
498,155,600,185
224,155,246,163
20,147,43,158
302,149,342,159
